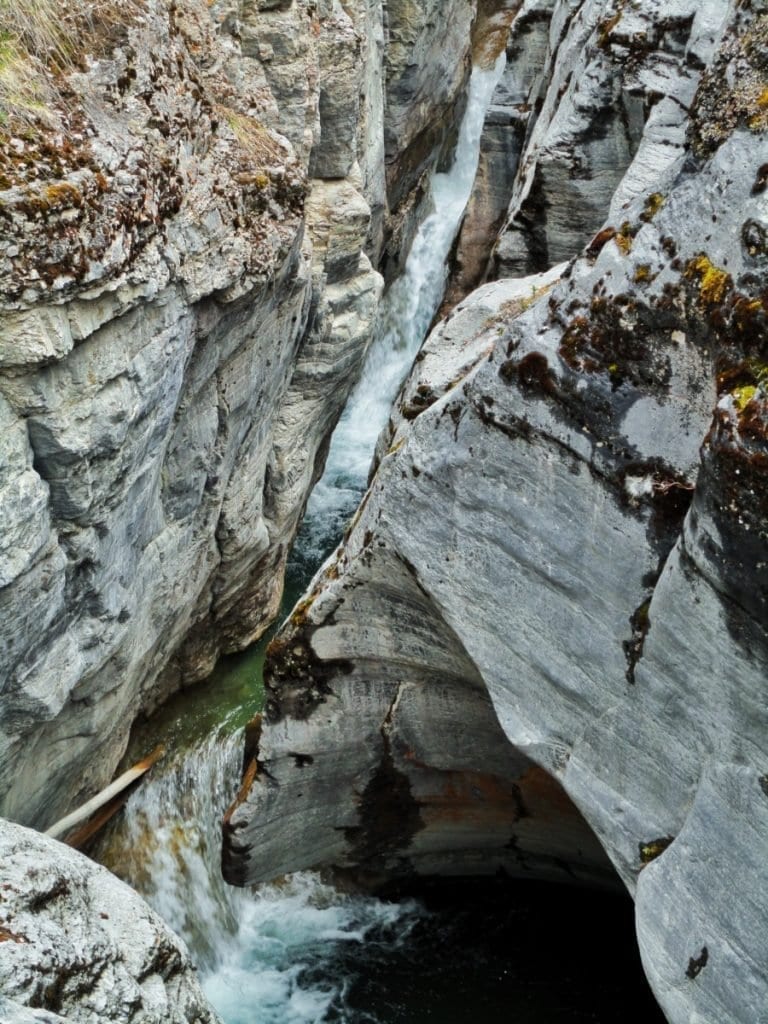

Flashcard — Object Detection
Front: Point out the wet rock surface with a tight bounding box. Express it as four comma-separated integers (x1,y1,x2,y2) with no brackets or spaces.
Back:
227,3,768,1022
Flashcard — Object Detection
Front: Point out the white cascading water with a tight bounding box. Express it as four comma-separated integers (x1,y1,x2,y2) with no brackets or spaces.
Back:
100,726,423,1024
100,54,507,1024
298,52,506,562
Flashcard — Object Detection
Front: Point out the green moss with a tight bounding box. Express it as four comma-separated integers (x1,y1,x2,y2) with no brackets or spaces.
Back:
717,358,768,399
639,835,674,866
733,385,758,412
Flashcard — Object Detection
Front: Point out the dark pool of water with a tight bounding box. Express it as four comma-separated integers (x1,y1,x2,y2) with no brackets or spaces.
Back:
320,878,665,1024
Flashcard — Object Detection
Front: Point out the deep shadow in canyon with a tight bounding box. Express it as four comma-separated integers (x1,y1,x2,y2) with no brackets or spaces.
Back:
315,877,666,1024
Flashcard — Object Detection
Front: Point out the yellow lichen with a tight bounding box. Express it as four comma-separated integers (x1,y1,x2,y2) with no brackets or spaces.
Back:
597,9,623,49
614,222,633,255
685,254,732,306
748,82,768,131
44,181,82,206
733,385,758,412
641,192,665,222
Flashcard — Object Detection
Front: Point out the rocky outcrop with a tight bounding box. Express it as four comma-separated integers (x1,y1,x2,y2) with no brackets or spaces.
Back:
0,0,484,831
442,0,548,309
0,818,220,1024
482,0,725,279
225,3,768,1021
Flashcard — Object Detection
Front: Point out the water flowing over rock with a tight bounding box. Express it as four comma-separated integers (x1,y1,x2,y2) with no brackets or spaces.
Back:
0,817,221,1024
226,3,768,1022
0,0,479,832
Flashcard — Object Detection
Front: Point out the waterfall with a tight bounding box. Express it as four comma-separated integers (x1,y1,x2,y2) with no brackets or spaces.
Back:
294,53,507,567
96,54,508,1024
99,727,424,1024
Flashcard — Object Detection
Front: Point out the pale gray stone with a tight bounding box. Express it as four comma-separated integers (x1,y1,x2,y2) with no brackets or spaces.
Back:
0,819,221,1024
0,0,479,835
226,7,768,1024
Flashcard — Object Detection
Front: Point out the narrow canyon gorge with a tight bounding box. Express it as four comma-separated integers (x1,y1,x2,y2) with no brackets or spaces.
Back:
0,1,766,1022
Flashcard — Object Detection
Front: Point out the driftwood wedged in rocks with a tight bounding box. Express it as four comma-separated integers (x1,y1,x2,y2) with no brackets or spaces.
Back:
45,746,164,845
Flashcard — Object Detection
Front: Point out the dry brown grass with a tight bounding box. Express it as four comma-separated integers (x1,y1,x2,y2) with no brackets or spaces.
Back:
220,107,287,166
0,0,142,124
0,0,67,63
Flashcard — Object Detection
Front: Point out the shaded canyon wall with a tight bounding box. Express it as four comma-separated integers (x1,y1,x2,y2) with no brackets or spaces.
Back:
0,0,479,831
225,3,768,1022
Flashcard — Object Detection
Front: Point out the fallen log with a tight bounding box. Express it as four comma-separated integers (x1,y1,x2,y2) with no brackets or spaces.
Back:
45,745,165,843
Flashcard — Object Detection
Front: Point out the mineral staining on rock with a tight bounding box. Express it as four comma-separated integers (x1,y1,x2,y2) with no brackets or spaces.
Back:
226,3,768,1023
1,0,767,1021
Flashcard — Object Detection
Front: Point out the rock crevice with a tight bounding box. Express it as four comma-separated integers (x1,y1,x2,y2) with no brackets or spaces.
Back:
226,4,768,1022
0,0,481,830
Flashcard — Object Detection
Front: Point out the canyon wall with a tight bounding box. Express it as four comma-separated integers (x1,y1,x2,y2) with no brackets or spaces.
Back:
225,2,768,1022
0,0,477,831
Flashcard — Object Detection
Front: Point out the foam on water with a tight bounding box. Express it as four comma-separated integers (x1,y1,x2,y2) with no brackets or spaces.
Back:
100,726,423,1024
202,872,422,1024
297,53,507,566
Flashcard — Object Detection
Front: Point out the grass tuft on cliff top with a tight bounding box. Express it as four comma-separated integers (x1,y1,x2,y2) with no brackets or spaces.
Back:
0,0,140,124
0,0,63,123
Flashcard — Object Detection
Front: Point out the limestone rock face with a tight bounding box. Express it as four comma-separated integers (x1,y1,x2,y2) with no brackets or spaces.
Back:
0,818,221,1024
378,0,478,276
226,3,768,1021
442,0,544,309
0,0,479,830
383,0,475,202
488,0,731,278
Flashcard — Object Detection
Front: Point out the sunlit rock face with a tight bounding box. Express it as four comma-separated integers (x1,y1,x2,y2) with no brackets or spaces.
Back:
226,3,768,1022
0,0,478,831
0,817,221,1024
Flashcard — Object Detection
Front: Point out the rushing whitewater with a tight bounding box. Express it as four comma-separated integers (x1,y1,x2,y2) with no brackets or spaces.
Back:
98,727,423,1024
297,54,507,564
97,56,506,1024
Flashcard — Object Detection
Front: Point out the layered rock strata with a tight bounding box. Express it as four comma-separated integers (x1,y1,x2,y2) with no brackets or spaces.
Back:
378,0,475,275
450,0,729,291
0,0,478,831
0,818,221,1024
226,3,768,1021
